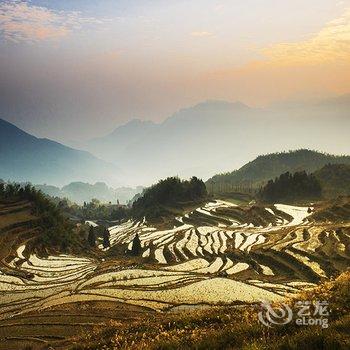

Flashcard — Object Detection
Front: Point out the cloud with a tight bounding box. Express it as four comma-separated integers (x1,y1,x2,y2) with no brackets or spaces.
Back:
337,1,346,7
200,9,350,107
0,1,105,43
191,31,213,37
261,9,350,65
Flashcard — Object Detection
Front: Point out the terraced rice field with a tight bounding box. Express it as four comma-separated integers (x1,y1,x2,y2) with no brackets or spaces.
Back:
0,199,349,348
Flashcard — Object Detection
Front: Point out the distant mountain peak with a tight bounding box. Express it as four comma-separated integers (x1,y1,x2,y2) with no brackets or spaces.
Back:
88,118,156,146
95,118,156,140
116,118,155,128
163,100,251,125
185,100,250,112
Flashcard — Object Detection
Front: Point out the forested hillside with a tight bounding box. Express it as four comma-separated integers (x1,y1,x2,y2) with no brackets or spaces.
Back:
206,149,350,194
314,164,350,198
0,182,80,252
258,171,322,203
132,176,207,221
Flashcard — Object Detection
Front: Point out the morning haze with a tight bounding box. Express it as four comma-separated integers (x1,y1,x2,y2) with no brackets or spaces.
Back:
0,0,349,144
1,2,350,349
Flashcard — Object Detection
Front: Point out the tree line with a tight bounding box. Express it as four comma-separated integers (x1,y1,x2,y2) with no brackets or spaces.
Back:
58,197,129,221
258,171,322,203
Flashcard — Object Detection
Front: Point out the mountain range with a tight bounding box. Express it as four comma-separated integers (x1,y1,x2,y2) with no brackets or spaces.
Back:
1,94,349,188
86,95,350,185
0,118,120,187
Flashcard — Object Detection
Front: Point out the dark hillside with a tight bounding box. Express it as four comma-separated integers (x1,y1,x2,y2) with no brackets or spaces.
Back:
314,163,350,198
0,118,118,186
258,171,322,203
207,149,350,194
132,177,208,222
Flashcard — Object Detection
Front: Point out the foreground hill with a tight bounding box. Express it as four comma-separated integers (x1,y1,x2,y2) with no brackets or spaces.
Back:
207,149,350,194
0,118,120,186
0,183,88,265
75,271,350,350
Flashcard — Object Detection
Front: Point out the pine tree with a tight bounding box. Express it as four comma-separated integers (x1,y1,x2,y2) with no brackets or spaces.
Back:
131,233,142,256
88,226,96,247
103,227,110,248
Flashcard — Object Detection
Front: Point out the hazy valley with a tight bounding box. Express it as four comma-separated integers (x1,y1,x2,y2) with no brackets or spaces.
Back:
1,1,350,348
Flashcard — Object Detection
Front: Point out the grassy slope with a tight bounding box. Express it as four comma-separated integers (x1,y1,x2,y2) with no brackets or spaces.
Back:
72,271,350,350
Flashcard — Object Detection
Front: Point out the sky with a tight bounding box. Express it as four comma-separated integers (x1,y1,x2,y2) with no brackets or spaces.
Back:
0,0,350,144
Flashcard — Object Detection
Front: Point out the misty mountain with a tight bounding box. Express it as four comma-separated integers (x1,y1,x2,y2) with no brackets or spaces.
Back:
0,118,120,187
35,182,143,205
271,94,350,118
86,96,350,186
88,119,156,163
87,101,265,184
206,149,350,193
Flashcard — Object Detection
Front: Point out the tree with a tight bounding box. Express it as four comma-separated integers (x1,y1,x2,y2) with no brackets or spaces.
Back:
258,171,322,203
111,206,129,221
131,176,208,220
0,182,78,250
103,227,110,249
87,226,96,247
91,198,100,207
0,182,4,197
131,233,142,256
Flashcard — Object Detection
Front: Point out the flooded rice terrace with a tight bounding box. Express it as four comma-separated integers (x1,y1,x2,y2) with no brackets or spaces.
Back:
1,200,349,318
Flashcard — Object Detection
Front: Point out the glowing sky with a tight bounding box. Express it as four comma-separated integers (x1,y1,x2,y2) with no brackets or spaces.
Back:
0,0,349,143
